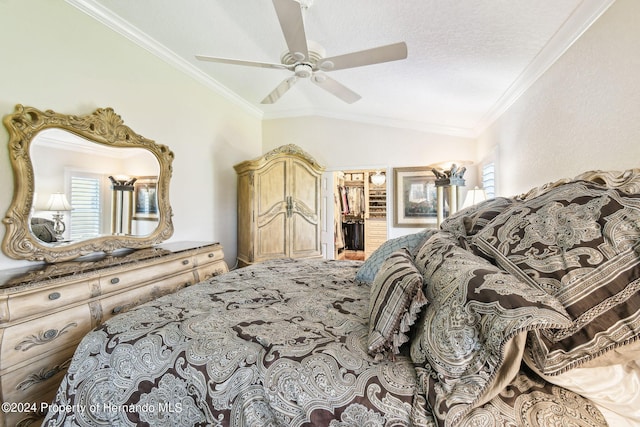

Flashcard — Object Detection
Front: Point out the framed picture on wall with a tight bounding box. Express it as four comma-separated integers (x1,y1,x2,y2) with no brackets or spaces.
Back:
133,176,159,221
393,167,438,227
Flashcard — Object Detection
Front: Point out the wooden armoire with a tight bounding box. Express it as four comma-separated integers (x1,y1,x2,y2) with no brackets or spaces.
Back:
234,145,325,266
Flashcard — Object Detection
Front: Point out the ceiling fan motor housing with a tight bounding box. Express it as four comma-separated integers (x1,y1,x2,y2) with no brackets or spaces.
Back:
294,63,313,78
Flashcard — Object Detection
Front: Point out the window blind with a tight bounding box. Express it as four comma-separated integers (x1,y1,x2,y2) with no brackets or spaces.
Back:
70,175,101,240
482,163,495,199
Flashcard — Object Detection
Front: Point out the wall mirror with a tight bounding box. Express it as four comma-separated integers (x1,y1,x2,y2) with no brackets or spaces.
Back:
2,105,174,262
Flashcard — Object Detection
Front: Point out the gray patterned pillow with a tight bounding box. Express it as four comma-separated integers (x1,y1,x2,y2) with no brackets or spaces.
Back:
367,248,426,358
472,180,640,375
411,234,571,427
355,229,435,283
30,218,57,243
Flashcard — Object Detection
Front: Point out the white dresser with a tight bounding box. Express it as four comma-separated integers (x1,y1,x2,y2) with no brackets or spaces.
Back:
0,241,227,427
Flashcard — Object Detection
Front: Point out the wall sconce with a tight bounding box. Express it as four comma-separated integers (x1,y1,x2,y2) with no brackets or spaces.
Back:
46,192,72,241
462,186,487,209
109,176,137,235
370,171,386,186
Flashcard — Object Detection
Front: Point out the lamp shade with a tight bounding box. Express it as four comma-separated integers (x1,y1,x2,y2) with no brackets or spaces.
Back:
462,187,486,209
46,192,72,211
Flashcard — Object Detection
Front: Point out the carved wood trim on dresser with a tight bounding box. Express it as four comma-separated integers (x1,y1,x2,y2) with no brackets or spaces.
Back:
0,241,227,427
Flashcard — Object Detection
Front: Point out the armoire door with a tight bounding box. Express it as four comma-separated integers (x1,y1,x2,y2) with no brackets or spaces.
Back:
288,158,322,258
255,158,288,260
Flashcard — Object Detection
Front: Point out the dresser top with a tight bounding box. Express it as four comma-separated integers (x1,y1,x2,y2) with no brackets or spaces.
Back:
0,241,221,290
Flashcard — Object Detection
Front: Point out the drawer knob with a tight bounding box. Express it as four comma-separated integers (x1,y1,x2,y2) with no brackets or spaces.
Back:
182,259,189,265
43,369,56,380
208,253,214,258
48,292,61,300
43,329,58,340
110,277,120,284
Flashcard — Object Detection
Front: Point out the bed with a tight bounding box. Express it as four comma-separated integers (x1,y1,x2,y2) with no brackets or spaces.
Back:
43,169,640,427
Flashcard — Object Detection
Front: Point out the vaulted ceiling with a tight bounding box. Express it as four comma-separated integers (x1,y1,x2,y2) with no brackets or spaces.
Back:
68,0,614,137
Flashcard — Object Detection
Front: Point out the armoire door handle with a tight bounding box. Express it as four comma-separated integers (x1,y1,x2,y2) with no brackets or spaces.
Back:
286,196,293,217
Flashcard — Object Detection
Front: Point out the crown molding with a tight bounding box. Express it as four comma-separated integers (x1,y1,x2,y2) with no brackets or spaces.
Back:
65,0,263,120
473,0,616,136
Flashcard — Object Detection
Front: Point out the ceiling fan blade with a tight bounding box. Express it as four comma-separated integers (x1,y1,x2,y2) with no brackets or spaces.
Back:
261,76,299,104
272,0,309,61
317,42,408,72
195,55,291,70
311,73,361,104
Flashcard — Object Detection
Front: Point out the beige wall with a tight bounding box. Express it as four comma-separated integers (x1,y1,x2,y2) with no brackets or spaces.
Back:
0,0,262,269
1,0,638,270
477,0,640,197
263,116,476,171
262,116,478,239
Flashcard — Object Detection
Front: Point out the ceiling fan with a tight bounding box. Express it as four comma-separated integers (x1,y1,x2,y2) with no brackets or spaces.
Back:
196,0,408,104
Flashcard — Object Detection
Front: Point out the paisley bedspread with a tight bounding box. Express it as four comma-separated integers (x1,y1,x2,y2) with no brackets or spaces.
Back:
43,258,606,427
43,259,425,426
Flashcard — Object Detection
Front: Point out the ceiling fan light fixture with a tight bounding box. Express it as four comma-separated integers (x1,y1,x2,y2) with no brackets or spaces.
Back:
294,63,313,78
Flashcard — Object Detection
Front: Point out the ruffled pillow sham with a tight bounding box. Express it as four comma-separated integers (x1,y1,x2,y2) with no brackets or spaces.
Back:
367,248,427,359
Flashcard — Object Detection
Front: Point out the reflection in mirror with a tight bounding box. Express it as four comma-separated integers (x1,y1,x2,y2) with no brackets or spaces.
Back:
2,105,174,262
30,129,160,244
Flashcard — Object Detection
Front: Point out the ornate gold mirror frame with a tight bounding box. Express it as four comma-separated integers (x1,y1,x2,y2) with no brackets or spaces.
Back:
2,105,174,262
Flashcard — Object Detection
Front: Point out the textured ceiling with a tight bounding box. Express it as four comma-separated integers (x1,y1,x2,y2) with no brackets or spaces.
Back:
67,0,614,137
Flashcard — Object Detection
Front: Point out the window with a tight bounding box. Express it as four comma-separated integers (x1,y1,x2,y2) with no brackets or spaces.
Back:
482,162,495,199
69,174,101,240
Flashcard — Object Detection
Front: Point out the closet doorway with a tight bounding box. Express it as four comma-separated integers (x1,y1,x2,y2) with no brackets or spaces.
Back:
334,170,388,260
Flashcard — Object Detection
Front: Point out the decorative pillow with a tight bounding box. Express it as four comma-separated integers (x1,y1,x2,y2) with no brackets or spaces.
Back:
472,180,640,375
367,248,427,358
355,229,435,283
30,218,57,243
410,234,571,427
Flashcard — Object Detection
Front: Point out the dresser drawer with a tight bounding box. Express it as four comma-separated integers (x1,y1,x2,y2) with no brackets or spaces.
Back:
0,345,75,426
100,270,195,322
0,303,92,371
1,279,96,323
1,344,75,402
196,260,229,282
100,255,193,294
193,246,225,267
